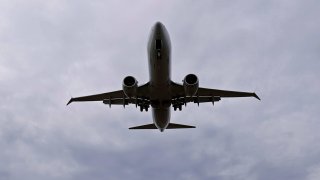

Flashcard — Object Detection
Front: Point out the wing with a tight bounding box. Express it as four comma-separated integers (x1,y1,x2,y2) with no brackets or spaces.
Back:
196,87,260,100
171,81,260,105
67,82,150,105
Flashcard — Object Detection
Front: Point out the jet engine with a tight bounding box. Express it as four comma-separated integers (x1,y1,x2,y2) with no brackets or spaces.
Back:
122,76,138,98
183,74,199,96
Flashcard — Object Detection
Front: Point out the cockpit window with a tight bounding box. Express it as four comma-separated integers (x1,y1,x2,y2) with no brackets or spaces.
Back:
156,39,162,50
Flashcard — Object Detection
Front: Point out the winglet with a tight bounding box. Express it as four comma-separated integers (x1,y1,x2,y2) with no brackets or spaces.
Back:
253,93,261,100
66,98,73,106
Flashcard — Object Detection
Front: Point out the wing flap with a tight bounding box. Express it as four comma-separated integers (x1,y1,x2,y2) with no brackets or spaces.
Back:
183,96,221,103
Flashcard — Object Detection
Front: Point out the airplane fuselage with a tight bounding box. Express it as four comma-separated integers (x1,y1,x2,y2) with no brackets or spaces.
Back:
147,22,172,132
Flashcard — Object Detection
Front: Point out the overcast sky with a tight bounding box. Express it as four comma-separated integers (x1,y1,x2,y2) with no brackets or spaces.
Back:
1,0,320,179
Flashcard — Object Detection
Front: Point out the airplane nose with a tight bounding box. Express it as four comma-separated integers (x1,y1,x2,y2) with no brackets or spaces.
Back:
154,22,164,35
154,21,163,28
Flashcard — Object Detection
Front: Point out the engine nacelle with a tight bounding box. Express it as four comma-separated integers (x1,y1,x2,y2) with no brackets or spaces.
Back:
183,74,199,96
122,76,138,98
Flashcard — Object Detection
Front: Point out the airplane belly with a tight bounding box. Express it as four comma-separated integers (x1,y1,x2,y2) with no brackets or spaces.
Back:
152,108,170,131
149,55,171,107
149,55,170,85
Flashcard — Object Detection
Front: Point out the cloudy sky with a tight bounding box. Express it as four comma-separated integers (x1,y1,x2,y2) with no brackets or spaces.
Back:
1,0,320,179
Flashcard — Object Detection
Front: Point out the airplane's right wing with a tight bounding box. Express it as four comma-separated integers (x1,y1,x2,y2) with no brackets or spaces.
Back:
67,82,150,106
67,90,124,105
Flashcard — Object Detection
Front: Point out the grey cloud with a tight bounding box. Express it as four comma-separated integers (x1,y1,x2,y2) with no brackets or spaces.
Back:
1,0,320,180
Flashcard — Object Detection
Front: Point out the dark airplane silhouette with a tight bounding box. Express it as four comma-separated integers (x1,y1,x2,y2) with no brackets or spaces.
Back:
67,22,260,132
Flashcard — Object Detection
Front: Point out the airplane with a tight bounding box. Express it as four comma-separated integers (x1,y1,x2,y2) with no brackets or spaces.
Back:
67,22,260,132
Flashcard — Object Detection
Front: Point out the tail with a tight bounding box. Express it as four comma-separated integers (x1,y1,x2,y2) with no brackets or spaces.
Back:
129,123,195,130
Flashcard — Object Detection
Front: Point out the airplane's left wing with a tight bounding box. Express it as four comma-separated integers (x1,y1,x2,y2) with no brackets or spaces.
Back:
67,83,149,105
170,81,260,107
196,87,260,100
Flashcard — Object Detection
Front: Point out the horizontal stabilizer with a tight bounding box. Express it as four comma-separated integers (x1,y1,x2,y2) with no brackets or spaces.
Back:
129,123,157,129
167,123,195,129
253,93,261,100
129,123,195,130
67,98,73,105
